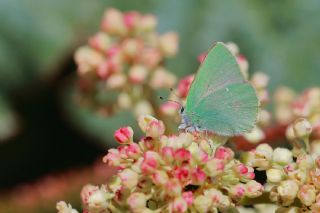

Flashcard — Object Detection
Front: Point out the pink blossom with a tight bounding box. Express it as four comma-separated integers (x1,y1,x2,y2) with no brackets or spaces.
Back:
161,146,174,163
174,148,191,162
103,149,121,167
160,102,180,115
123,12,139,29
141,151,160,173
172,197,187,213
174,166,190,182
114,126,133,144
177,75,194,98
145,120,165,138
106,45,121,58
214,146,234,162
182,191,194,206
125,143,141,159
191,167,206,184
234,163,249,175
197,52,207,63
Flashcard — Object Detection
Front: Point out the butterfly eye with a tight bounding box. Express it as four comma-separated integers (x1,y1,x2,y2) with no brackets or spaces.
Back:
180,107,185,113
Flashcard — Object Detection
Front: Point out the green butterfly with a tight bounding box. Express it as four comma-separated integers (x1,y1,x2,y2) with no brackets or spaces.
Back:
179,42,259,136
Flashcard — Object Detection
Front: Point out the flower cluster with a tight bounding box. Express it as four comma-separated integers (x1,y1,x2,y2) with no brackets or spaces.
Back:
74,8,178,116
58,115,265,213
244,118,320,212
160,42,271,144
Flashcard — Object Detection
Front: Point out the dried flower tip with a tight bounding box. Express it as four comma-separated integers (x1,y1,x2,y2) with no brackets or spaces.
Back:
293,118,312,139
56,201,79,213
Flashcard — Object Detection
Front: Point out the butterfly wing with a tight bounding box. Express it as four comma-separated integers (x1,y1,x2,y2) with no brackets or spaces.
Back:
185,42,259,136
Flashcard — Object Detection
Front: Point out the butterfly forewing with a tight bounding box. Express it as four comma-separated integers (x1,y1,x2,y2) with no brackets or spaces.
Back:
185,42,259,136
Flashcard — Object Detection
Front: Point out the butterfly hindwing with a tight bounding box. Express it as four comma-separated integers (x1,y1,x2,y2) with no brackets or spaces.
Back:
185,42,259,136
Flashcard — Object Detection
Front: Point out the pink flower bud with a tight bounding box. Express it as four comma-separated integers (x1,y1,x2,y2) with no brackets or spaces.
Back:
234,163,248,175
298,185,316,206
56,201,78,213
134,100,154,117
127,192,147,213
119,169,139,188
159,32,179,57
81,184,99,205
106,73,127,89
122,38,143,59
165,178,182,197
161,146,175,163
293,118,312,139
139,14,157,32
174,166,190,182
101,8,127,36
237,54,249,79
125,143,141,159
141,151,161,173
251,72,269,90
149,67,177,89
277,180,299,205
229,183,246,200
214,146,234,162
128,65,148,84
152,170,169,186
205,158,225,177
74,47,104,75
145,119,165,138
106,45,122,58
177,75,194,98
182,191,194,206
123,12,140,30
89,32,111,52
114,126,133,144
191,167,206,184
138,115,158,133
97,60,111,79
140,48,162,68
245,180,264,198
174,148,191,162
193,195,212,212
197,52,207,63
103,149,121,167
172,197,187,213
160,102,180,116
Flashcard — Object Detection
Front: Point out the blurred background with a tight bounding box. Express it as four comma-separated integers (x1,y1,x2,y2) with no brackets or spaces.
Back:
0,0,319,212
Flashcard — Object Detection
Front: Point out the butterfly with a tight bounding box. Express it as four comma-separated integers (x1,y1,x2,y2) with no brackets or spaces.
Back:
178,42,259,136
